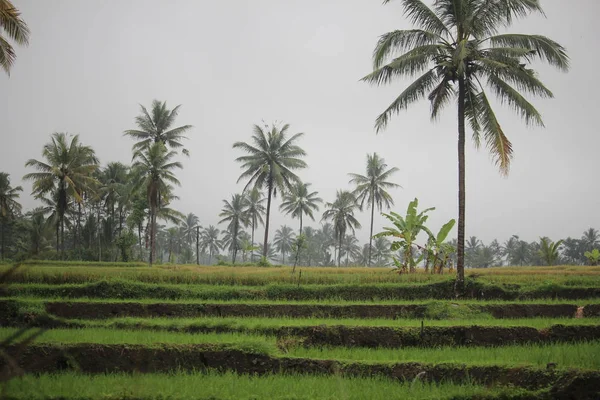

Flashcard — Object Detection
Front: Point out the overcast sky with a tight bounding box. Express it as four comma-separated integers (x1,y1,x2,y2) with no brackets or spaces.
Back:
1,0,598,246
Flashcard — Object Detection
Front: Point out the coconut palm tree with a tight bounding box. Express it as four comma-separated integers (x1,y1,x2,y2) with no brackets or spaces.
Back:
280,182,322,236
0,0,30,75
219,194,249,264
200,225,222,265
322,191,362,267
538,237,564,266
124,100,193,156
363,0,569,289
349,153,399,266
244,188,266,261
0,172,22,259
372,236,392,266
233,123,307,258
24,133,99,256
180,212,200,263
131,142,182,266
340,234,361,266
581,228,599,254
273,225,295,264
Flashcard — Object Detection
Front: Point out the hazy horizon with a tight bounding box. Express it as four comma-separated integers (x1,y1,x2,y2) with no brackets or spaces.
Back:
1,0,599,247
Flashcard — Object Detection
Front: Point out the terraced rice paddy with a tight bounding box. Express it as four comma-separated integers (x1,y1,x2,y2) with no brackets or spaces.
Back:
1,262,599,399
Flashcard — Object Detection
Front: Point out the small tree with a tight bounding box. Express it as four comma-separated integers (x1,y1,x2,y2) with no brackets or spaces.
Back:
584,249,600,266
538,237,563,266
114,230,137,262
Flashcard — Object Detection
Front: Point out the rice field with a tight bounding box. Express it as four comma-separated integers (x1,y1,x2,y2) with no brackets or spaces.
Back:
1,263,599,399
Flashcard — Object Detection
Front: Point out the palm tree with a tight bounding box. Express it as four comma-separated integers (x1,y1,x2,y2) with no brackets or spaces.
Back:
0,0,30,75
233,123,307,258
24,133,99,256
131,142,182,266
538,237,563,266
280,182,322,236
372,236,392,266
244,188,266,261
363,0,569,289
219,194,249,264
200,225,222,265
273,225,295,264
349,153,399,266
322,191,362,267
180,213,200,263
340,234,361,266
581,228,599,254
0,172,22,259
124,100,193,155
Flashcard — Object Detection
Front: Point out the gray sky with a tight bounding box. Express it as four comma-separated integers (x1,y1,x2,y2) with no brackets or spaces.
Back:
1,0,598,246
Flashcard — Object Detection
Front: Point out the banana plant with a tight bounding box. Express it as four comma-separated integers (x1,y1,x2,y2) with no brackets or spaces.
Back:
375,198,433,273
584,249,600,266
422,219,456,274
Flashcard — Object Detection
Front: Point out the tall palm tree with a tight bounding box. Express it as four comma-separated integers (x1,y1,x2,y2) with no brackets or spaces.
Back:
340,234,361,266
322,191,362,267
200,225,222,265
131,142,182,266
581,228,599,254
219,194,249,264
349,153,399,266
244,188,266,261
180,212,200,263
280,182,322,236
124,100,193,156
0,0,29,75
273,225,295,264
233,123,307,257
24,133,99,256
0,172,22,259
363,0,569,289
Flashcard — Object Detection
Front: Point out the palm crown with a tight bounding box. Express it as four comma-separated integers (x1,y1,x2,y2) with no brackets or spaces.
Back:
280,182,322,235
124,100,193,155
0,0,29,75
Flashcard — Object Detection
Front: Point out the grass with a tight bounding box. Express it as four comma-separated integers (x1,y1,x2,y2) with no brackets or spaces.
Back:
288,341,600,370
1,371,536,400
5,278,600,301
77,316,600,332
2,327,598,370
4,263,600,287
0,327,277,353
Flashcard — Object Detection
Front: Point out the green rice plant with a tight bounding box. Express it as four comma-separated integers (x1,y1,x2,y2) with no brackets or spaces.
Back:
2,371,536,400
289,341,600,370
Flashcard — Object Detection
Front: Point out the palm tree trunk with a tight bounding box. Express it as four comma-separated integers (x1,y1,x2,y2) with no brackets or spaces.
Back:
251,219,255,262
137,222,143,261
232,222,238,264
338,234,342,267
209,248,213,265
149,204,156,266
299,213,303,236
456,76,467,292
0,221,4,260
56,221,59,253
263,180,273,258
60,216,65,259
282,249,285,265
196,226,200,265
368,195,375,267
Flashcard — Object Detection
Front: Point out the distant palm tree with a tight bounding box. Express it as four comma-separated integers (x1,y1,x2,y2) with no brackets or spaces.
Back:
372,236,392,266
581,228,599,254
280,182,322,236
124,100,193,156
322,191,362,267
180,213,200,264
219,194,249,264
0,0,30,75
538,237,564,266
131,142,182,266
0,172,22,259
233,123,307,257
349,153,399,266
363,0,569,289
200,225,222,265
244,188,266,261
340,234,361,266
273,225,295,264
24,133,99,256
